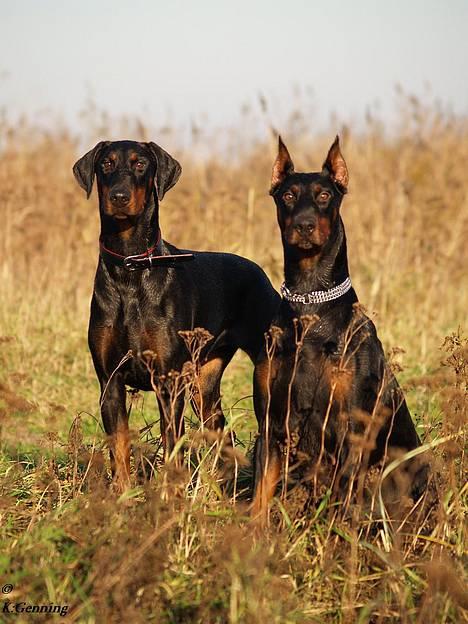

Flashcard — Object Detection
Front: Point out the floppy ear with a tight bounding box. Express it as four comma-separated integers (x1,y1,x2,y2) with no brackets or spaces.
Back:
270,136,294,195
72,141,108,198
146,142,182,201
322,136,348,193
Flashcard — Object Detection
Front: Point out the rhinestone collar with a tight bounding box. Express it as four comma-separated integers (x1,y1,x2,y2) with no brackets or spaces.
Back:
280,276,352,304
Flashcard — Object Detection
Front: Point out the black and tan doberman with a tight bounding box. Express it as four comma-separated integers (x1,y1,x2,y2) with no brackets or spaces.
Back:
73,140,280,487
252,136,427,523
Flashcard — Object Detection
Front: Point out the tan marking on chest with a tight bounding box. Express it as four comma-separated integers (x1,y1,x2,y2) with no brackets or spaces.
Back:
322,357,354,405
255,357,279,397
140,328,172,370
92,325,118,374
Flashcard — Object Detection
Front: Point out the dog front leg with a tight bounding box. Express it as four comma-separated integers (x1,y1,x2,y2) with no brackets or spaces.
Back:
251,432,282,527
157,390,185,467
100,373,130,490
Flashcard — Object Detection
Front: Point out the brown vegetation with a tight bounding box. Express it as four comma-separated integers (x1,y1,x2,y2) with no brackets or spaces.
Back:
0,95,466,622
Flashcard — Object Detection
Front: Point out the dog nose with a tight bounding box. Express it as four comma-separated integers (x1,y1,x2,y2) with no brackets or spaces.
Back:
110,191,130,205
294,221,315,234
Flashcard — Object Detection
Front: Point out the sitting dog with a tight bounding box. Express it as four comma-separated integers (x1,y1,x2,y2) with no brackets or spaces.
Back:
73,140,280,487
251,136,426,522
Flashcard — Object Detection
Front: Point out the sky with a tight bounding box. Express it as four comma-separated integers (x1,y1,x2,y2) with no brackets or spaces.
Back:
1,0,467,134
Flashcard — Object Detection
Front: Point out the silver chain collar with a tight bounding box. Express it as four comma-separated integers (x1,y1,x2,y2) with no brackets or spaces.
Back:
280,276,352,304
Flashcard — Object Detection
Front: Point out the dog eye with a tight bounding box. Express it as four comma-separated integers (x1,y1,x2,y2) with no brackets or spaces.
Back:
318,191,331,201
283,192,295,202
135,161,146,171
102,159,112,172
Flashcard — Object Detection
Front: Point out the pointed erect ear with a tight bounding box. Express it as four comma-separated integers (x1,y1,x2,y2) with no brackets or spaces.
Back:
270,136,294,195
145,142,182,201
72,141,108,198
322,136,349,193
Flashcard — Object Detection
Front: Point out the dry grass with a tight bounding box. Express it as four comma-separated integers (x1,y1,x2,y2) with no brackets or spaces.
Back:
0,94,466,622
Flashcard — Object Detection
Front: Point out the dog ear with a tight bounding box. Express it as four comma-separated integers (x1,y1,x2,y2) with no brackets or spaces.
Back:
270,136,294,195
322,136,348,193
72,141,108,199
146,142,182,201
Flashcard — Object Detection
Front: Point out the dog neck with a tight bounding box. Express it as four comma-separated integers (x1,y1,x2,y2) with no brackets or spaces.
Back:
283,217,352,298
98,189,162,258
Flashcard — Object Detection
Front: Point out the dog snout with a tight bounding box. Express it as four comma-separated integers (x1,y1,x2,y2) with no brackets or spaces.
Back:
110,190,130,206
293,219,316,235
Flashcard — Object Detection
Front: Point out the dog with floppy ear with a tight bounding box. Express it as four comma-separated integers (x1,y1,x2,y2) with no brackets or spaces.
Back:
73,140,181,205
73,140,280,489
251,135,427,524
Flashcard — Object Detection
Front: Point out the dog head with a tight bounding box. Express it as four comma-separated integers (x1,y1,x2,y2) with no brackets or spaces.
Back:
270,136,348,252
73,140,181,221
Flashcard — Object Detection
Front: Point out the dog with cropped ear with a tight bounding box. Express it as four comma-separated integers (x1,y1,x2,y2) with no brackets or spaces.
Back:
251,136,427,524
72,140,280,488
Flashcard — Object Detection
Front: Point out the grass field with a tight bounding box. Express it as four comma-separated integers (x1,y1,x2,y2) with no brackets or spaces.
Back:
0,97,467,622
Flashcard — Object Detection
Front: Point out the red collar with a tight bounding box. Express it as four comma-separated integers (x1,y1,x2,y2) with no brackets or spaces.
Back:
99,228,161,260
99,229,194,271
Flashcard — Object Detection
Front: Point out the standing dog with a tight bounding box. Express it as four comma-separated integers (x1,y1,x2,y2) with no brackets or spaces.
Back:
252,136,426,522
73,140,280,487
